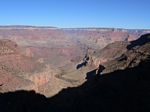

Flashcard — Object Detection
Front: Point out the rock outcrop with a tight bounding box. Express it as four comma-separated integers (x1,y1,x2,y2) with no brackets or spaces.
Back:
94,33,150,74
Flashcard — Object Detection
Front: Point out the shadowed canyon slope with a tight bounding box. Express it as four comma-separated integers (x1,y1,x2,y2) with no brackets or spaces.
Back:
0,33,150,112
0,26,150,97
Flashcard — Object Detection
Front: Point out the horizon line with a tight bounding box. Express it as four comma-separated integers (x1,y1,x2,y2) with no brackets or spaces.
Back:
0,25,150,30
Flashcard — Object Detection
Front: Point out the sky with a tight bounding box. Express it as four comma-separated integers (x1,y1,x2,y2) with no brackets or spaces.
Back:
0,0,149,29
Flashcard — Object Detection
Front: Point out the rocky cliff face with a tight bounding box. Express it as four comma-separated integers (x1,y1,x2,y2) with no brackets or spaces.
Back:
91,41,129,67
0,26,150,97
0,40,69,96
94,33,150,74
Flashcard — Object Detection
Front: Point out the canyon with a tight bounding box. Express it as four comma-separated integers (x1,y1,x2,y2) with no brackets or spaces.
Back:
0,26,150,97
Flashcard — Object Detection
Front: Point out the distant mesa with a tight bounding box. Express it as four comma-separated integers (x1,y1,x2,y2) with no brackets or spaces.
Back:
0,25,58,29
